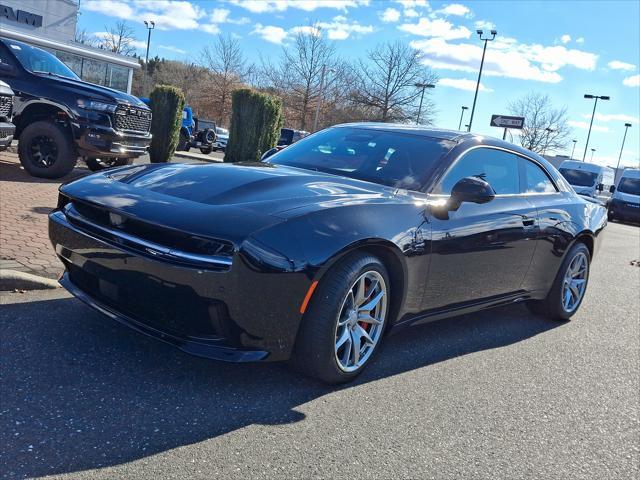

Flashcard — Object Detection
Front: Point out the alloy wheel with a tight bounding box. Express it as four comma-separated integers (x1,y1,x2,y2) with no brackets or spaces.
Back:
562,251,588,313
334,271,387,372
29,135,58,167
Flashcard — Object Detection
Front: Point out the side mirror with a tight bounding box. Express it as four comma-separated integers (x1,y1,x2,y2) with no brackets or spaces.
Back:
449,176,495,210
597,183,604,192
609,185,616,193
260,147,279,161
0,63,16,76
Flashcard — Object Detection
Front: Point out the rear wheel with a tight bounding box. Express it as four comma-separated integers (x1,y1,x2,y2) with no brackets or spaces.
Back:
85,157,134,171
18,121,76,179
527,242,590,321
200,147,212,155
292,253,390,384
177,131,190,151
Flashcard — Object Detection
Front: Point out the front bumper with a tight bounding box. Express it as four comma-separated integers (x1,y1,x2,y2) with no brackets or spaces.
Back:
75,122,151,159
49,208,309,362
609,199,640,221
0,120,15,150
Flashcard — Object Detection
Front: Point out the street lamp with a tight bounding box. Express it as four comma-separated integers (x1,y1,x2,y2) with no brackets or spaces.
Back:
542,127,555,155
590,148,596,162
415,82,436,125
458,106,468,130
582,94,609,161
570,139,578,159
143,20,155,64
615,123,633,173
467,29,497,132
312,64,336,132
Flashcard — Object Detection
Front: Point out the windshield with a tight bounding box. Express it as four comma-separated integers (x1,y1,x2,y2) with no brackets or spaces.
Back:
618,177,640,196
559,168,598,187
4,40,79,80
267,127,454,190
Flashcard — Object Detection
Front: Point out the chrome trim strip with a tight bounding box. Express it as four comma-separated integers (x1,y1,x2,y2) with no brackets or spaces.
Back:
57,209,232,268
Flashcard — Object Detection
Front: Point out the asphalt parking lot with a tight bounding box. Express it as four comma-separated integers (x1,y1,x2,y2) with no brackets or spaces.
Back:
1,221,638,480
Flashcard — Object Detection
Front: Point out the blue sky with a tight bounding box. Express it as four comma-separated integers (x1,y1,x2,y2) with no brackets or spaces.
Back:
79,0,639,168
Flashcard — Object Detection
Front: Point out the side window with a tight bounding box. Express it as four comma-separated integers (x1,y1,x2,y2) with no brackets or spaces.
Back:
436,148,520,195
523,159,557,193
0,45,15,66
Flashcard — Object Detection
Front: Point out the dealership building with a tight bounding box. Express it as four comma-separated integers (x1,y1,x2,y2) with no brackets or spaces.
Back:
0,0,140,93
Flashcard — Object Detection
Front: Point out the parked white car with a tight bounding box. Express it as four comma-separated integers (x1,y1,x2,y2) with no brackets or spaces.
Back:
608,168,640,222
558,160,615,202
213,127,228,152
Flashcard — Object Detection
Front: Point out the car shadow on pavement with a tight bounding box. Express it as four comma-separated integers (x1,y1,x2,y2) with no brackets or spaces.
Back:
0,157,89,184
0,296,561,479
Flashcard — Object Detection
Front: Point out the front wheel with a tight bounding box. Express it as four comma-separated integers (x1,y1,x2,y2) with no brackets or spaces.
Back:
18,121,77,179
527,242,591,321
291,253,390,384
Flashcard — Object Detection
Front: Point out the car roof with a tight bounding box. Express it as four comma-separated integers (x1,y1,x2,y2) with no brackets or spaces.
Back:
621,168,640,178
559,160,611,172
335,122,469,141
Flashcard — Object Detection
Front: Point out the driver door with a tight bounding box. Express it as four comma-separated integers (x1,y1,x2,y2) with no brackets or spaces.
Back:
422,147,539,311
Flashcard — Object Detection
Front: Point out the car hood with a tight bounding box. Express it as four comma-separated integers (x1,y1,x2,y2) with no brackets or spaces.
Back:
59,162,394,244
38,73,148,107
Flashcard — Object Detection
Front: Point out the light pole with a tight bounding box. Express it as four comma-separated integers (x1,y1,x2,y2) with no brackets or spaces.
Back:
590,148,596,162
615,122,632,173
582,94,609,161
143,20,155,64
415,82,435,125
468,29,497,132
570,139,577,159
542,127,556,155
458,106,468,130
312,64,335,132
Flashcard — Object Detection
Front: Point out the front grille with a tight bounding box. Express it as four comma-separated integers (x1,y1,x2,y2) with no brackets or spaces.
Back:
0,96,12,119
114,105,151,133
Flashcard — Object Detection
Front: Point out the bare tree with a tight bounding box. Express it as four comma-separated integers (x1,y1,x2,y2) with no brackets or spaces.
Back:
262,26,338,130
97,21,138,56
74,28,95,47
508,93,572,154
351,41,437,123
200,35,251,126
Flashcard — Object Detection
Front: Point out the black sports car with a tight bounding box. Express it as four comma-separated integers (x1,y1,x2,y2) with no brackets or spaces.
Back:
49,123,607,383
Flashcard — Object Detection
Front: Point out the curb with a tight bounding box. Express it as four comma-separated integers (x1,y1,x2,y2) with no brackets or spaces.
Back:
0,270,61,291
173,150,223,163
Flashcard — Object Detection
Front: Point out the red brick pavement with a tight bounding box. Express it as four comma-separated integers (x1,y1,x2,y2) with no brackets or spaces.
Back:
0,150,89,279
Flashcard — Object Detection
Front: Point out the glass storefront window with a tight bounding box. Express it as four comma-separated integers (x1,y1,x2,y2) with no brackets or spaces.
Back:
107,63,129,92
81,57,107,86
55,50,83,77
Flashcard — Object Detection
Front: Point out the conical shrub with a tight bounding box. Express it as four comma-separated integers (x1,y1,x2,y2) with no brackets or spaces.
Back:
148,85,185,163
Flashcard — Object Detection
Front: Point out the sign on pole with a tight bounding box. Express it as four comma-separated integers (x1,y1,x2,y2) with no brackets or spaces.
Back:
490,115,525,129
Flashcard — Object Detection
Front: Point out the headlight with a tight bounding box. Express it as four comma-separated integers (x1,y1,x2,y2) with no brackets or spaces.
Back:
77,99,117,112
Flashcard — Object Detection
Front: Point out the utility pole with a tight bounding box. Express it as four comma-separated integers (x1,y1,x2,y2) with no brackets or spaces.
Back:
615,122,632,173
458,106,468,130
468,29,497,132
590,148,596,162
542,127,556,155
582,94,609,161
143,20,155,64
415,82,435,124
571,139,577,159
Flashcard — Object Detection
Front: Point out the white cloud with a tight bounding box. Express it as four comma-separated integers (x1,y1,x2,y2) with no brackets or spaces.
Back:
623,74,640,87
314,17,374,40
560,34,571,44
230,0,369,13
134,0,204,30
251,24,288,44
399,18,471,40
608,60,636,71
567,120,609,133
395,0,429,8
582,112,639,124
290,25,322,37
380,7,401,22
158,44,187,54
201,24,221,34
575,37,584,44
410,36,598,84
474,20,495,30
403,8,420,17
438,78,493,92
83,0,134,19
437,4,471,17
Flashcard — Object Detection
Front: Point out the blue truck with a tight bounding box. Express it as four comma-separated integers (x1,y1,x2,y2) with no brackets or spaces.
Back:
140,99,217,154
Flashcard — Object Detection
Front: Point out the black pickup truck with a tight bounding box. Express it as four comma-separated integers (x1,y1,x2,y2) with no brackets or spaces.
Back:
0,79,15,151
0,37,152,178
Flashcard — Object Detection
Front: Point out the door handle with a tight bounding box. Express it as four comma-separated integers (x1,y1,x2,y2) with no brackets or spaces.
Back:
522,218,536,227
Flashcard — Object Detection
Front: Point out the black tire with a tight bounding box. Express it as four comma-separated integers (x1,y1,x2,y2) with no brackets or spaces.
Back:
177,131,190,151
85,157,134,171
291,253,391,384
527,242,591,321
18,121,76,179
607,210,615,222
200,147,212,155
